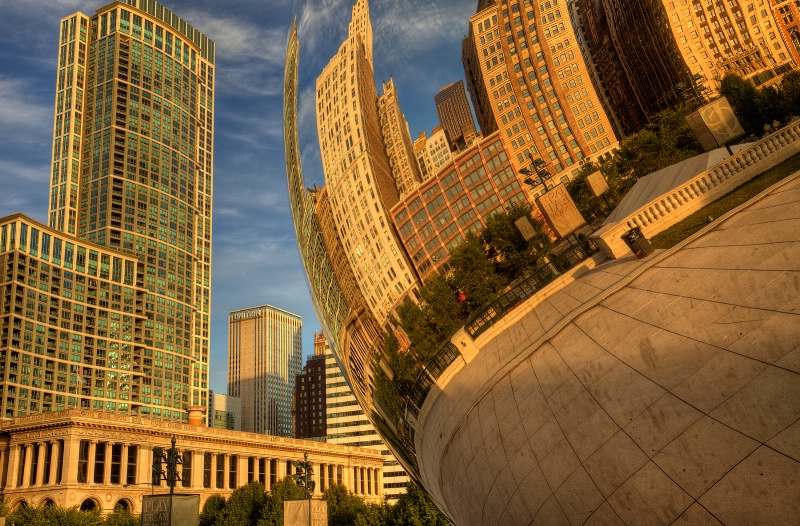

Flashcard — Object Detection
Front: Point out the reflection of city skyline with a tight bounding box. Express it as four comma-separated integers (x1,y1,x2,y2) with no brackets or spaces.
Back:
286,0,800,524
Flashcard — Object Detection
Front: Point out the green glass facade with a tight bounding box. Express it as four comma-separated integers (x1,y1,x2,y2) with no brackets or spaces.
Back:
0,0,219,422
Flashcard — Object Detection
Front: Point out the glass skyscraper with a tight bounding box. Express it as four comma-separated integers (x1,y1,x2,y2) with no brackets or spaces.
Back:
0,0,214,423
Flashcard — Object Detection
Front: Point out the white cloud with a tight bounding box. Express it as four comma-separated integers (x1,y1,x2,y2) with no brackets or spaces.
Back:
0,77,53,134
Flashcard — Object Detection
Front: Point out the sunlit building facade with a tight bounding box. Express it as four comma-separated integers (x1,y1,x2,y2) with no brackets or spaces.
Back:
0,0,214,425
773,0,800,67
391,132,531,279
414,127,453,182
318,332,408,501
663,0,794,90
227,305,302,437
378,78,423,198
463,0,619,181
435,80,479,151
315,0,417,325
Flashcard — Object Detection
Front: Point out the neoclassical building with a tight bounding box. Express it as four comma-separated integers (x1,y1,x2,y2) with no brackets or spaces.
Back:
0,409,384,513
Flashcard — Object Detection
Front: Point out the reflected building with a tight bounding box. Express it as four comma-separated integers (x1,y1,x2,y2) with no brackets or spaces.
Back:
435,80,479,152
378,78,423,198
391,132,533,279
414,127,453,182
462,0,619,179
314,0,417,327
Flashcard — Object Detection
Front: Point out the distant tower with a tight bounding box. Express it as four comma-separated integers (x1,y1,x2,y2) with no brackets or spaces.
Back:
435,80,478,152
292,337,327,440
378,78,423,197
227,305,302,436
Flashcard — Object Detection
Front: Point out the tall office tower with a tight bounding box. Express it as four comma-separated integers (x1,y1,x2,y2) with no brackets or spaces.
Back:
227,305,302,436
463,0,619,183
773,0,800,67
663,0,794,90
435,80,479,152
0,0,215,423
378,78,423,197
414,127,454,182
317,332,408,501
292,347,327,440
315,0,417,324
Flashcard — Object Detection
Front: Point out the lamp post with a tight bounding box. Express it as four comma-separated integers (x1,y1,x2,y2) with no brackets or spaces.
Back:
521,152,553,191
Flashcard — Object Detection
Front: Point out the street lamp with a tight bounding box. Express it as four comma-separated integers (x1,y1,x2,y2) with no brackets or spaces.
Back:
521,152,553,190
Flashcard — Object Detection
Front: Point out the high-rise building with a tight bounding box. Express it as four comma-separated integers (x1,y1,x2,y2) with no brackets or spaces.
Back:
292,348,327,440
227,305,302,436
773,0,800,67
378,78,423,197
435,80,479,152
462,0,619,181
664,0,794,90
414,127,453,182
392,132,532,279
317,332,408,501
315,0,417,324
0,0,214,424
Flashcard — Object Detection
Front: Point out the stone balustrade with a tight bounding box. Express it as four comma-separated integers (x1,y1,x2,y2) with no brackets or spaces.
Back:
592,121,800,258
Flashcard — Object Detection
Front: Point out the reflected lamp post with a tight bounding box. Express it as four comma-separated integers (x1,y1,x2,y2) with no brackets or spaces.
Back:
520,152,553,191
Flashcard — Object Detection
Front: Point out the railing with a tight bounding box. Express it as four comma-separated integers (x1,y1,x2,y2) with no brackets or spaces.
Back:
404,239,599,418
594,121,800,257
407,342,461,418
465,239,598,339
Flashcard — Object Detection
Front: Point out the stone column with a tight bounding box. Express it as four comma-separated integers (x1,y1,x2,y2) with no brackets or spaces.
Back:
223,454,230,490
276,458,286,481
236,455,247,489
47,441,60,485
21,443,33,488
376,468,383,498
35,442,46,486
191,450,204,489
86,440,97,484
319,463,325,492
210,453,217,489
351,466,358,494
103,442,113,484
6,444,20,488
138,445,152,488
0,446,6,488
60,437,80,484
120,444,130,485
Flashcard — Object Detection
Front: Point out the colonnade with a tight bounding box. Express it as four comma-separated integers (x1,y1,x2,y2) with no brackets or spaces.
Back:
0,438,383,497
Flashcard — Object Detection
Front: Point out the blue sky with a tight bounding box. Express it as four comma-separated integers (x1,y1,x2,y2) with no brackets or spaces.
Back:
0,0,475,392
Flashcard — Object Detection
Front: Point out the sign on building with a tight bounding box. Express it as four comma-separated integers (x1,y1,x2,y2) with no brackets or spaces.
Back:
284,500,328,526
535,185,586,238
141,494,200,526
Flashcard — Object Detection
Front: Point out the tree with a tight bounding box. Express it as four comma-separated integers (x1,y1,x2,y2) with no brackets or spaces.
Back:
480,202,551,280
417,272,465,338
447,233,507,313
221,482,269,526
199,494,227,526
756,85,790,127
103,506,140,526
780,70,800,116
720,73,762,135
385,480,450,526
258,476,307,526
323,483,381,526
7,505,103,526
